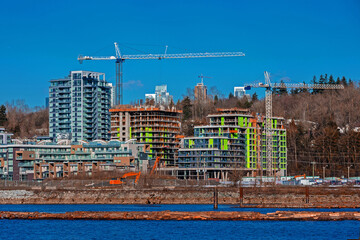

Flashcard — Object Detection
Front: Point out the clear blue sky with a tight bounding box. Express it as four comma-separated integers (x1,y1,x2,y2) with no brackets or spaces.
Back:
1,0,359,107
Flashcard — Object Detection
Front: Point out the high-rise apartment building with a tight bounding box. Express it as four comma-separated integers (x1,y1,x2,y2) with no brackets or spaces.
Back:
177,108,287,180
49,71,111,142
145,85,173,106
110,106,181,167
194,82,207,101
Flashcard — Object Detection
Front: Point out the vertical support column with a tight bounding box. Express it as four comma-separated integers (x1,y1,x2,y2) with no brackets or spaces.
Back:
115,60,123,106
213,187,218,209
239,186,244,207
305,186,309,204
264,71,273,178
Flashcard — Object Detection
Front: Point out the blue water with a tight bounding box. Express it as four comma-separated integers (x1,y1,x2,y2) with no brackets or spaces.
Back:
0,205,359,239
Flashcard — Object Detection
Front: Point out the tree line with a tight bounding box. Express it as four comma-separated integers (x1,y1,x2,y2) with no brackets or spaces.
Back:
0,100,49,138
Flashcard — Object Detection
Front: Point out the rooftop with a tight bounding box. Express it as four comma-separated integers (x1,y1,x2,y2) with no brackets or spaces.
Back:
110,106,182,113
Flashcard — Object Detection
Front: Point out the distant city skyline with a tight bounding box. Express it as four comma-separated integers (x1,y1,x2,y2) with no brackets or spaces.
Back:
1,0,360,107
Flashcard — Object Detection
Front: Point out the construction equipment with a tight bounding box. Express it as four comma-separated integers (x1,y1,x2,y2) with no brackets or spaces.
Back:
294,174,306,180
78,43,245,105
109,172,141,185
198,74,212,85
150,156,161,176
245,72,344,177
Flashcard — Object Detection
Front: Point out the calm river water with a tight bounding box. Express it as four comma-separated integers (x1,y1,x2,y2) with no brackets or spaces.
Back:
0,204,359,240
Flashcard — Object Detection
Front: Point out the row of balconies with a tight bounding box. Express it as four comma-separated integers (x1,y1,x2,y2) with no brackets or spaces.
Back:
131,124,180,129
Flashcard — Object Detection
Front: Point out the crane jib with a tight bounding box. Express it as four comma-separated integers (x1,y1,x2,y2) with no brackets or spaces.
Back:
78,44,245,105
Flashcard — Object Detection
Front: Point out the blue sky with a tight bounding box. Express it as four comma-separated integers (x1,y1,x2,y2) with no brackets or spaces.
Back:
1,0,359,107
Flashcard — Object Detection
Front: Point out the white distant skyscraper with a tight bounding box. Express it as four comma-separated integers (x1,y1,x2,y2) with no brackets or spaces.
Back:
234,87,250,99
107,83,115,107
145,85,173,106
234,87,245,98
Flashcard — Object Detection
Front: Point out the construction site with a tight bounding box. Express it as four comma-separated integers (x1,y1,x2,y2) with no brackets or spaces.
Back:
110,106,182,168
177,108,287,180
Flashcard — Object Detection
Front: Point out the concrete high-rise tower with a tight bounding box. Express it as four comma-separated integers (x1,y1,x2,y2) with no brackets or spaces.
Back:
49,71,111,142
194,82,207,101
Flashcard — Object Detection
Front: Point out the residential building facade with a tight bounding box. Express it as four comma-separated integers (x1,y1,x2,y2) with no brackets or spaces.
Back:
177,108,287,180
110,106,181,167
0,127,12,145
49,71,111,142
0,137,149,181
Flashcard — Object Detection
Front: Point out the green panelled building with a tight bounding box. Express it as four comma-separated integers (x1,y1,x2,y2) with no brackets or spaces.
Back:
177,109,287,180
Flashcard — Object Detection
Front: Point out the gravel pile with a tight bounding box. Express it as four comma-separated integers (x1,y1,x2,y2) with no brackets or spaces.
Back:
0,190,34,199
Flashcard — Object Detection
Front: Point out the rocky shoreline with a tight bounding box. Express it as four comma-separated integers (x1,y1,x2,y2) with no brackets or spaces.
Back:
0,187,360,208
1,211,360,221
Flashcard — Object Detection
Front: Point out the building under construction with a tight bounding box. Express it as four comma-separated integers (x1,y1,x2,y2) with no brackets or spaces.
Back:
177,108,287,181
110,106,182,167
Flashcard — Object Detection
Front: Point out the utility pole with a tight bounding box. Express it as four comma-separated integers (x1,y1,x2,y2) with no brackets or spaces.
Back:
323,165,328,180
311,162,316,180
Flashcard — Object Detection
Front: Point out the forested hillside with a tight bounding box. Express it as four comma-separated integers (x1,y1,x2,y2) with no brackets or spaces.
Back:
178,75,360,177
0,100,48,138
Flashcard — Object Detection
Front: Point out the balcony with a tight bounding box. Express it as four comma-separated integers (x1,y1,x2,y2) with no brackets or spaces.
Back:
18,162,34,167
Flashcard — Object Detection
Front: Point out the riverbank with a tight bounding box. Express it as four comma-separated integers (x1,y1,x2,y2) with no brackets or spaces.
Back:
0,187,360,207
1,210,360,220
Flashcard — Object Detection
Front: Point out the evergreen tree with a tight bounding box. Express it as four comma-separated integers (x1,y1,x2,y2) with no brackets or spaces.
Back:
214,95,218,105
299,82,309,93
228,92,234,99
318,74,326,93
349,78,354,87
328,75,335,84
181,97,192,121
336,77,341,84
0,105,6,126
341,76,348,87
311,76,319,94
251,92,258,102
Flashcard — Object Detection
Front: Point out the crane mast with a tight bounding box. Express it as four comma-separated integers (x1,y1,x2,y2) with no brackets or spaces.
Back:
264,72,273,177
78,42,245,105
246,72,344,178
